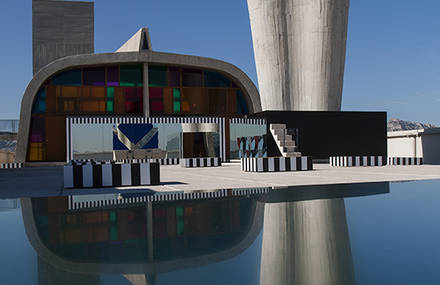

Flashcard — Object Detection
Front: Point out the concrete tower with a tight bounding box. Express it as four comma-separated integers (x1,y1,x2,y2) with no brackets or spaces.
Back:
32,0,94,75
260,199,355,285
247,0,350,111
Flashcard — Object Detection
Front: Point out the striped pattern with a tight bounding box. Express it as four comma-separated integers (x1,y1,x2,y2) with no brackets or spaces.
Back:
68,187,270,210
388,157,423,166
230,118,266,125
67,116,227,163
241,157,313,172
71,158,179,165
0,163,23,169
180,157,222,168
330,156,385,167
64,162,160,188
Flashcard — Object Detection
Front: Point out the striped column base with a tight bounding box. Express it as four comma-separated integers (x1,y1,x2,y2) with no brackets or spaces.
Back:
72,158,180,166
64,162,160,189
330,156,385,167
180,157,222,168
0,163,23,169
241,157,313,172
388,157,423,166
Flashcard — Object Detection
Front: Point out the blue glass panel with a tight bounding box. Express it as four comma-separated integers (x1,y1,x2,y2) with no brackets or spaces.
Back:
32,88,46,114
204,71,231,88
51,69,82,86
236,90,249,114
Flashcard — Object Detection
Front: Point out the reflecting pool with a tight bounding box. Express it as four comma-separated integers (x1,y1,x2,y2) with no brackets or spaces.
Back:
0,180,439,284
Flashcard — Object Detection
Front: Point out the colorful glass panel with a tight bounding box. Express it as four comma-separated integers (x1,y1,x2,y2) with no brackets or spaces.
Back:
107,66,119,86
149,87,163,113
51,69,81,86
32,88,46,114
204,71,230,88
173,88,181,113
120,65,143,87
182,69,202,87
168,67,180,87
149,65,167,87
83,67,105,86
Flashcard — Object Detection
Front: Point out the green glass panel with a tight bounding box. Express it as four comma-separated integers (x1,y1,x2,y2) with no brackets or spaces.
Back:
110,211,116,222
120,65,143,87
107,87,114,98
149,65,167,87
176,207,183,217
110,226,118,241
173,88,181,113
107,100,114,112
52,69,82,86
177,220,184,235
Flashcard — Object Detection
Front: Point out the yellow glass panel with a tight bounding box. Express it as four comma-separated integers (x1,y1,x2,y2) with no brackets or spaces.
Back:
28,142,45,161
80,100,106,113
181,88,207,114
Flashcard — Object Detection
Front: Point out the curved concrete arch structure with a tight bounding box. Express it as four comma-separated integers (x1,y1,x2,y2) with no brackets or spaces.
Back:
16,51,262,163
20,198,264,275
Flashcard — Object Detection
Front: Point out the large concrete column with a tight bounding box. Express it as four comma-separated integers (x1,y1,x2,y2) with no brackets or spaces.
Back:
247,0,350,111
260,199,355,285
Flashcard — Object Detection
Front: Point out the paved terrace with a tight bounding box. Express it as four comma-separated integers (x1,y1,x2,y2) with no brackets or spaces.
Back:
1,162,440,197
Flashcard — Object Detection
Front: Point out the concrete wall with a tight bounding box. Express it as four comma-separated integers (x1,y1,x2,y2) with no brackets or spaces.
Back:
248,0,350,111
387,129,440,164
32,0,94,74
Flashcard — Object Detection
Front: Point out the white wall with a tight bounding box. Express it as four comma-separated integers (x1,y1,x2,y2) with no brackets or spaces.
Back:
387,136,422,157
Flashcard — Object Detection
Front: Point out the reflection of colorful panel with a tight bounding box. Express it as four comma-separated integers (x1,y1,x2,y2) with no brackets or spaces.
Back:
113,124,158,150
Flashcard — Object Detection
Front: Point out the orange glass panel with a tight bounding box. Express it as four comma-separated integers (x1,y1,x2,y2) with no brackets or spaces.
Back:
80,100,106,113
46,86,56,113
91,87,105,98
163,88,173,114
60,86,78,97
227,89,237,114
181,88,207,114
208,89,227,114
45,116,66,161
114,88,125,114
57,99,77,113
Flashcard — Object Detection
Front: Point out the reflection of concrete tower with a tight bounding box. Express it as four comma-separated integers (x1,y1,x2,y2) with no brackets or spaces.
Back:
247,0,350,111
260,199,355,285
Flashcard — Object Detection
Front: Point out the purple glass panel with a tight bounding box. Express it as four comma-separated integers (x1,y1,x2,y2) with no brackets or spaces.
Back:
30,117,45,142
182,69,202,87
168,67,180,87
107,66,119,86
83,67,105,86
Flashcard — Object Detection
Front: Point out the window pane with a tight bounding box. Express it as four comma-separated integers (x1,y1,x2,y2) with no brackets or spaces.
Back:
52,69,81,86
28,142,45,161
168,67,180,87
149,65,167,87
46,86,56,113
227,89,237,114
163,88,173,114
120,65,143,87
83,67,105,86
80,100,106,113
107,66,119,86
30,116,45,142
114,88,125,114
204,71,231,88
236,90,249,114
32,88,46,114
149,87,163,114
173,88,181,113
124,87,143,113
59,86,79,98
107,87,114,99
182,69,202,87
181,88,207,114
107,100,114,112
207,89,227,114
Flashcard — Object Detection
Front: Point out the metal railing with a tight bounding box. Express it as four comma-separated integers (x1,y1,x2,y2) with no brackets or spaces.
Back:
0,120,19,134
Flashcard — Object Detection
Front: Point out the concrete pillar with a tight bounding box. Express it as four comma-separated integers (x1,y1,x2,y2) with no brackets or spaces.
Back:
143,63,150,117
247,0,350,111
260,199,355,285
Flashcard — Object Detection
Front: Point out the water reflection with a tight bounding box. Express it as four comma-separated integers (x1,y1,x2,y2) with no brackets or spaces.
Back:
21,183,389,285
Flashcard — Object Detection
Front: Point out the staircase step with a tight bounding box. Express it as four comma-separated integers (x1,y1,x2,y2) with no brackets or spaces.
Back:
274,134,293,142
270,123,286,130
279,140,296,147
283,152,302,157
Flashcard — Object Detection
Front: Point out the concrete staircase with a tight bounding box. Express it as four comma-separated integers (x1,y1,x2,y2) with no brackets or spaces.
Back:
269,124,301,157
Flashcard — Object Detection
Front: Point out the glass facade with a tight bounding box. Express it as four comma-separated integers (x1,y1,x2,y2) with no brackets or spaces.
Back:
28,63,251,162
148,65,249,116
29,65,144,161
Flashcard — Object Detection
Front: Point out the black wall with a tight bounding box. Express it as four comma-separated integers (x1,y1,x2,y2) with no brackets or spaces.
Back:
251,111,387,160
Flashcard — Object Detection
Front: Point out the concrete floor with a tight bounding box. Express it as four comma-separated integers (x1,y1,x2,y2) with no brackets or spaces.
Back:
1,162,440,197
149,162,440,192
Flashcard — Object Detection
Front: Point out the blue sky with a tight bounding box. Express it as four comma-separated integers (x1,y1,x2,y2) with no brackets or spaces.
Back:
0,0,439,124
